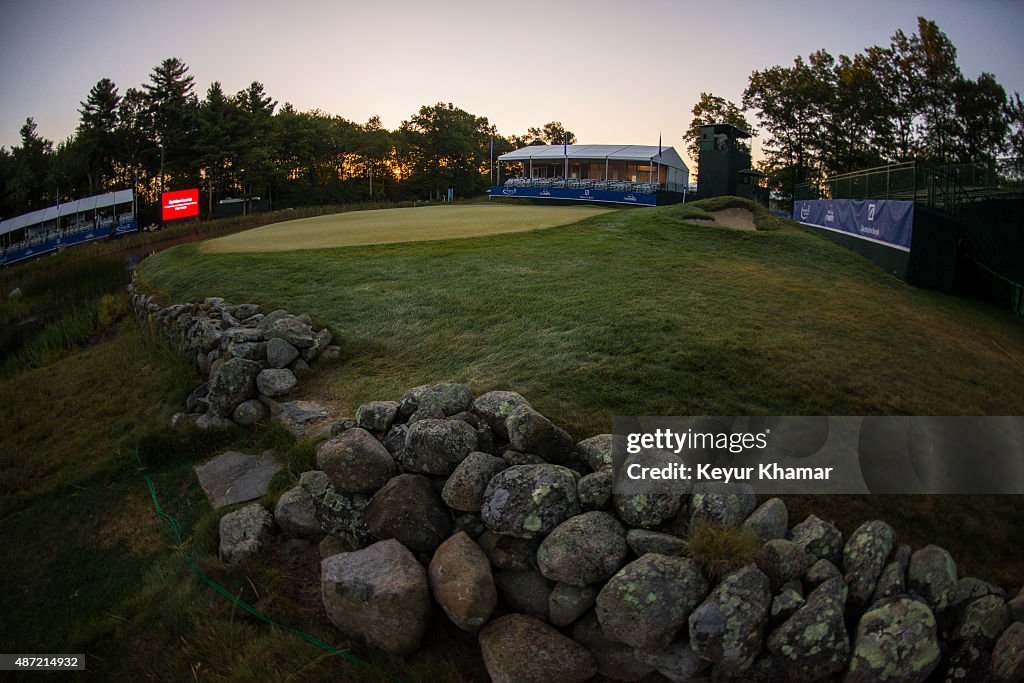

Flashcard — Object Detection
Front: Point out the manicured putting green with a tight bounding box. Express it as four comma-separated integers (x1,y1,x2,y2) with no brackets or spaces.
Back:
200,203,613,253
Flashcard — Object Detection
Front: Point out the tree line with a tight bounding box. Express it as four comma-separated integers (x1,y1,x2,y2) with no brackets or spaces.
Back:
686,17,1024,199
0,57,577,221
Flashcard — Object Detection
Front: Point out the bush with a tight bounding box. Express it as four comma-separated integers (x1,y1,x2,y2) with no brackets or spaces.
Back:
686,519,761,579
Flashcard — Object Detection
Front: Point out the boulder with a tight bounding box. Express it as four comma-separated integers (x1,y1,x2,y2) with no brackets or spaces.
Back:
301,327,332,363
300,470,371,546
232,398,269,425
870,560,906,605
577,468,613,510
256,368,298,398
743,498,789,543
771,588,805,626
549,582,598,627
266,336,300,369
613,490,683,529
845,596,941,683
428,532,496,632
441,451,507,512
355,400,400,434
806,557,843,588
480,464,580,539
634,641,710,682
274,484,320,535
477,531,538,571
428,382,473,415
766,577,849,683
501,450,544,466
536,511,629,586
690,481,757,527
957,595,1010,644
789,514,844,565
908,544,957,613
842,520,895,607
576,433,614,472
218,503,274,563
596,553,709,652
626,528,687,557
207,357,261,416
689,564,772,675
316,428,396,494
992,621,1024,682
755,538,810,592
479,614,597,683
364,474,452,554
471,390,531,440
265,316,314,348
196,411,236,431
505,405,574,463
321,539,430,656
402,418,478,475
572,611,657,681
494,569,552,620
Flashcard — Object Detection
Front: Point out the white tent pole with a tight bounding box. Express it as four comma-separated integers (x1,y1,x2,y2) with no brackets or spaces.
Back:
605,157,609,182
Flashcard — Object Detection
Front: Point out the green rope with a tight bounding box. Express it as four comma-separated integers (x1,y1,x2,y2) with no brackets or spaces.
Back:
138,448,405,683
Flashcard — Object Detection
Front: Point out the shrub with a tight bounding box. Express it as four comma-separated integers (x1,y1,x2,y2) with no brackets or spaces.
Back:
686,518,761,579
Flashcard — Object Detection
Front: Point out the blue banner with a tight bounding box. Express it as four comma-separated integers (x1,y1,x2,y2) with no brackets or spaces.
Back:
794,199,913,251
490,186,658,206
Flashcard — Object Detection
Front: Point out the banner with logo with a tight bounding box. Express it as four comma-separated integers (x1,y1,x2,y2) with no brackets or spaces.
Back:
490,186,658,206
793,199,913,251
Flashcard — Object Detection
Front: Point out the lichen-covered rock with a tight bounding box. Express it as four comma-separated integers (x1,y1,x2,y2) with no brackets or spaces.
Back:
316,428,396,494
789,514,844,566
992,621,1024,682
689,564,772,675
232,398,269,425
402,418,478,476
381,423,408,460
471,390,531,440
218,503,274,563
355,400,400,434
766,577,849,683
300,470,371,546
572,611,656,681
274,484,320,535
501,449,544,466
577,468,613,510
505,404,574,464
301,327,332,362
634,640,710,682
536,511,628,586
908,544,958,613
806,557,842,588
428,531,496,632
626,528,687,557
266,337,300,369
743,497,789,543
942,640,993,683
479,614,597,683
613,490,682,529
690,481,757,527
477,531,538,571
549,582,597,627
870,560,906,605
843,520,895,606
227,340,266,362
576,433,614,472
442,451,507,512
845,596,941,683
196,411,236,431
428,382,473,415
596,553,709,652
494,569,552,620
771,588,805,626
957,594,1010,644
207,357,261,416
265,316,314,348
364,474,452,554
480,464,580,539
321,539,430,656
755,539,810,592
256,368,297,398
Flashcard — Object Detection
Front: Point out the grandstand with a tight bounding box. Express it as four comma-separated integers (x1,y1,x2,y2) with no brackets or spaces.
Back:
0,189,136,266
492,144,689,206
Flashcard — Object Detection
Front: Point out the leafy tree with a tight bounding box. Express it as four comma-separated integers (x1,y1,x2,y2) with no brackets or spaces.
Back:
683,92,754,177
526,122,576,146
912,18,963,162
954,73,1008,163
1007,92,1024,172
399,102,491,199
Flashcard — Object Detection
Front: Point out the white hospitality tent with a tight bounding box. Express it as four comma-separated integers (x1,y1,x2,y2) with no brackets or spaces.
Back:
497,144,689,192
0,189,134,246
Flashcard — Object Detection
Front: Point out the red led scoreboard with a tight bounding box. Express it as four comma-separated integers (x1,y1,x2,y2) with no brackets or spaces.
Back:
161,188,199,221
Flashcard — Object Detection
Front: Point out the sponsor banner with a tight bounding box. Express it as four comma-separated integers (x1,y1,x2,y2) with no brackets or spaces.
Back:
62,225,111,246
794,199,913,250
490,186,657,206
1,237,60,266
611,416,1024,494
161,188,200,221
114,220,139,235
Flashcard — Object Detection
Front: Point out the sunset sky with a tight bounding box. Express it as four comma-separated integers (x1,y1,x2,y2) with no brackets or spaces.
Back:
2,0,1022,170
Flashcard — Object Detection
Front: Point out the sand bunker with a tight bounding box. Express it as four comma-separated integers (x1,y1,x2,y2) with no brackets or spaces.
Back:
707,208,756,231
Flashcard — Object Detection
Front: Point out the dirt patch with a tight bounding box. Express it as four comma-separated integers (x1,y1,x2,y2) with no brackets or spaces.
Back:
97,492,164,555
708,207,757,231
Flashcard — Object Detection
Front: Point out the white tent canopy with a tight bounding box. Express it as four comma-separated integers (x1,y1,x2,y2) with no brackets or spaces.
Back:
498,144,688,173
1,188,133,237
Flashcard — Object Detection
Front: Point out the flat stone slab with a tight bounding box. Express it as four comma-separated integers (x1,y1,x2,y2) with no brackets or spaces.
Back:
263,398,332,437
194,450,280,508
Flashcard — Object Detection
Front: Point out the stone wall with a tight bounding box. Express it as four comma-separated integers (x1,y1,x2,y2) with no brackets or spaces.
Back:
214,381,1024,682
128,281,338,433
